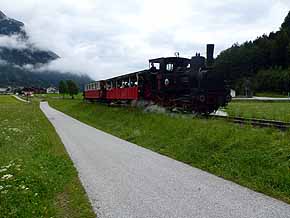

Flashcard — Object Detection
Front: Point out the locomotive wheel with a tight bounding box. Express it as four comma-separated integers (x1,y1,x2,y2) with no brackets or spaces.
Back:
194,105,215,115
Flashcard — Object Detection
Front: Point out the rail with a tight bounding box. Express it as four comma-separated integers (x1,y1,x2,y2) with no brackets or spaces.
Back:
211,115,290,130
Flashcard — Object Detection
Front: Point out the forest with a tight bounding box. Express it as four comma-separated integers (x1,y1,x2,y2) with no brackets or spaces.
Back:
214,11,290,95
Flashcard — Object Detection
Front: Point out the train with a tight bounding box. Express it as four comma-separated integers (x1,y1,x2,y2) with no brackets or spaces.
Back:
84,44,231,114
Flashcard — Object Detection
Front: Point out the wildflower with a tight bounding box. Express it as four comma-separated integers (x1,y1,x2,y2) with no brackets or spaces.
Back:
5,164,12,168
0,168,7,173
1,174,13,180
8,128,22,133
5,136,11,140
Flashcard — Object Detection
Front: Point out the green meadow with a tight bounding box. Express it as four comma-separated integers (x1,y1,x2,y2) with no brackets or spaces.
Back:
0,96,95,218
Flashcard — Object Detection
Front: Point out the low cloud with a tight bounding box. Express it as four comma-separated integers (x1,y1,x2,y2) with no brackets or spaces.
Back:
0,35,28,50
0,58,7,65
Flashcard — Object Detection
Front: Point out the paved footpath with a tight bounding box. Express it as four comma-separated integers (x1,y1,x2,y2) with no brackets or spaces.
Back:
233,96,290,101
40,102,290,218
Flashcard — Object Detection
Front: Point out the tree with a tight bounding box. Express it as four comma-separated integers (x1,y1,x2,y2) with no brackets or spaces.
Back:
59,80,67,99
66,80,79,99
281,11,290,32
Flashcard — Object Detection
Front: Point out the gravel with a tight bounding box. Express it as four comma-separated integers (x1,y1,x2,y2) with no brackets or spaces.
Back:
40,102,290,218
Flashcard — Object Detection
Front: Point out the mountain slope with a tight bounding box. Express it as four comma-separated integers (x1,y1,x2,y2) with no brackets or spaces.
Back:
0,64,91,88
0,10,26,37
0,10,91,89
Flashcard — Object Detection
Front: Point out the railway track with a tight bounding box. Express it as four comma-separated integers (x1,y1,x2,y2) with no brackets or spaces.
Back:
211,115,290,130
85,101,290,130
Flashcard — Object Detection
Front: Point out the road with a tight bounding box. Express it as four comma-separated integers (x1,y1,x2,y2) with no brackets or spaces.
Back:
40,102,290,218
13,95,30,103
234,96,290,101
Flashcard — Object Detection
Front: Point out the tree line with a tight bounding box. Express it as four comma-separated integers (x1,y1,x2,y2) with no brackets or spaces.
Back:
59,80,79,99
214,11,290,95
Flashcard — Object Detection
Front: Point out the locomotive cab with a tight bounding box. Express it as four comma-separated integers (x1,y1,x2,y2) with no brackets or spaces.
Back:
149,57,190,74
148,57,191,92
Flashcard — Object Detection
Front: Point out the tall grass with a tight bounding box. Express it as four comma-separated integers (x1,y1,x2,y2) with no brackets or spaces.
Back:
226,101,290,121
0,96,95,218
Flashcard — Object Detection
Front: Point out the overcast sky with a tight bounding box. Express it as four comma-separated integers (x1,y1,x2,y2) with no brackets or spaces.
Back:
1,0,290,79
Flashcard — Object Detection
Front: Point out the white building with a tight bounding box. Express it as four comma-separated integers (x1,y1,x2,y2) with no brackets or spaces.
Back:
46,87,59,94
0,87,7,94
230,89,236,98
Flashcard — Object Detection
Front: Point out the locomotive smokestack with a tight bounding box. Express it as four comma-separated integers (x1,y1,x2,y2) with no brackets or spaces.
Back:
206,44,214,66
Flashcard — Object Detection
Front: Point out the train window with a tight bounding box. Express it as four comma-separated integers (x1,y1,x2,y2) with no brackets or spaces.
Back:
166,63,174,71
154,63,160,70
150,62,160,70
96,82,100,90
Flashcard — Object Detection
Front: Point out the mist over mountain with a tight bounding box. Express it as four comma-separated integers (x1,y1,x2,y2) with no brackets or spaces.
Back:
0,10,91,89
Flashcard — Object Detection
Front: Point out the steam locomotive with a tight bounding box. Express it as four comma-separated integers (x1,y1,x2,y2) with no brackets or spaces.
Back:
84,44,231,114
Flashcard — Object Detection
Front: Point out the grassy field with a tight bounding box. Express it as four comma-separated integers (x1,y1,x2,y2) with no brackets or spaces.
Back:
226,101,290,122
255,92,288,98
47,98,290,204
0,96,95,218
34,93,83,100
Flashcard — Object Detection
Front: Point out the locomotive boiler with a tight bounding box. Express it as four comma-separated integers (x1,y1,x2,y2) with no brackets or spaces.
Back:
84,44,231,114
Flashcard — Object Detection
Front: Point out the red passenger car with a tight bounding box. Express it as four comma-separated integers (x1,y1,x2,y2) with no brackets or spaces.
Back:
84,72,141,102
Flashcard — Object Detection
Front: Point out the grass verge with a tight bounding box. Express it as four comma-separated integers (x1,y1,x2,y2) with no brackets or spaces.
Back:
226,101,290,122
48,98,290,204
255,92,288,98
34,93,83,100
0,96,95,218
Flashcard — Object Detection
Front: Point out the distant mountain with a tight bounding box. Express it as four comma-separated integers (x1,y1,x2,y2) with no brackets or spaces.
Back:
0,10,92,89
0,10,26,37
0,64,91,89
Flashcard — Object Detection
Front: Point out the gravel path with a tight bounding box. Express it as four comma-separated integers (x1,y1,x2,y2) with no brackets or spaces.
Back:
13,95,30,103
40,102,290,218
234,96,290,101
